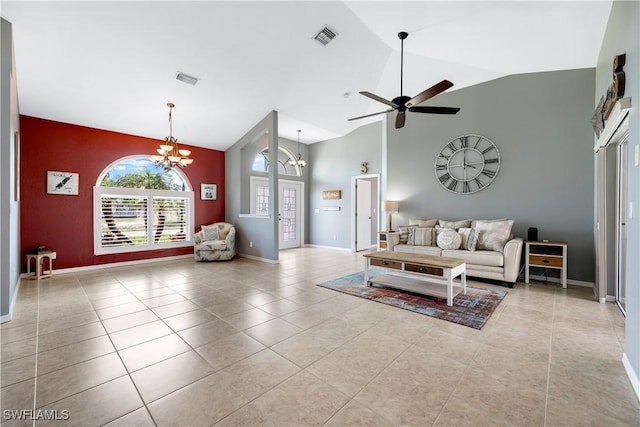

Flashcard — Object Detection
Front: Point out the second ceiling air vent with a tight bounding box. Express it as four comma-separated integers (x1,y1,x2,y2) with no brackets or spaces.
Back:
313,26,338,46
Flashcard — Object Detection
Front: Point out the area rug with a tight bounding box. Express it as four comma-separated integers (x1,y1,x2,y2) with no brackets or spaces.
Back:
317,269,507,329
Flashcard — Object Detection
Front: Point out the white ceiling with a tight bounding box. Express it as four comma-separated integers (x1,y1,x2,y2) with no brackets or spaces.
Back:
1,1,612,150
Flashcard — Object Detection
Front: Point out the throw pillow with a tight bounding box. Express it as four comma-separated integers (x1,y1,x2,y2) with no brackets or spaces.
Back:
436,229,462,250
458,228,478,251
409,219,438,228
438,219,471,229
474,219,514,252
202,225,220,241
397,225,416,244
407,227,435,246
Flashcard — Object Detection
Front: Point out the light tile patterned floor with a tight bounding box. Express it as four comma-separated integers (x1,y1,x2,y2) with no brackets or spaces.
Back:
1,247,638,426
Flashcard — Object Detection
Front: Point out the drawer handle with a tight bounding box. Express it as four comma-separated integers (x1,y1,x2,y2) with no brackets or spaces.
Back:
541,259,549,263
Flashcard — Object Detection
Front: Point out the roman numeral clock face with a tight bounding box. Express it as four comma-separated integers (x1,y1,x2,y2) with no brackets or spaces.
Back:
434,135,500,194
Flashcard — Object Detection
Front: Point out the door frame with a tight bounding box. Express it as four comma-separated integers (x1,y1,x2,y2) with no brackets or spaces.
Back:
350,173,380,252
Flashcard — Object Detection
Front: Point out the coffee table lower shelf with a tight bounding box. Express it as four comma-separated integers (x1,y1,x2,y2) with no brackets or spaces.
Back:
367,273,464,301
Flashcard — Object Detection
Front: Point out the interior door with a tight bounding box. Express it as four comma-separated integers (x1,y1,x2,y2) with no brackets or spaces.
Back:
616,139,628,315
279,181,302,250
355,179,372,251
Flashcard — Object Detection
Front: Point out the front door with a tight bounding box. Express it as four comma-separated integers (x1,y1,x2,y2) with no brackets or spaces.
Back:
279,180,302,250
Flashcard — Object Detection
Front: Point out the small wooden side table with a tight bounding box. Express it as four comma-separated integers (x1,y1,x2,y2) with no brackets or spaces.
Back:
525,241,567,288
26,251,56,280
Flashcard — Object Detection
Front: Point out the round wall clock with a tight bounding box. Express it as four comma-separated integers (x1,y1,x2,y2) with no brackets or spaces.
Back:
434,134,500,194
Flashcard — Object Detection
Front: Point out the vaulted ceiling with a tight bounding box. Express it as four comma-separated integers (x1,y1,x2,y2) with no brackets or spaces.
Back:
2,1,612,149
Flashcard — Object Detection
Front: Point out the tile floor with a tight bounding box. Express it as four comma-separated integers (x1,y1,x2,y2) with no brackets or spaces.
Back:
1,247,639,426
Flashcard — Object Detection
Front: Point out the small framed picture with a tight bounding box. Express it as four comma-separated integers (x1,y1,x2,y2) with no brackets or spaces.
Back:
322,190,341,200
201,184,217,200
47,171,79,195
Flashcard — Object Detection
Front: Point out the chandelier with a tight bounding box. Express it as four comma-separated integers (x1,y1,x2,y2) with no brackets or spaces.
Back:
150,102,193,169
288,129,307,168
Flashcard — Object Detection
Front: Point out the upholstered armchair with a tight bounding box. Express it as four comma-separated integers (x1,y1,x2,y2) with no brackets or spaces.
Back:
193,222,236,261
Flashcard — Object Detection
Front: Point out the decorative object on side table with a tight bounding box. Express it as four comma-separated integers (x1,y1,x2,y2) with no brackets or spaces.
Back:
201,184,217,200
435,134,500,194
47,171,79,195
383,200,399,231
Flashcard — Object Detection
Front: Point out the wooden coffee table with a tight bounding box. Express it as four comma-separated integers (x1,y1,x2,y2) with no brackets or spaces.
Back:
363,251,466,306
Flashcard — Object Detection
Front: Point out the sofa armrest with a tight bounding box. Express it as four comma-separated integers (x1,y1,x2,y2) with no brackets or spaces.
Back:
502,237,523,283
383,232,400,251
193,230,204,245
225,227,236,253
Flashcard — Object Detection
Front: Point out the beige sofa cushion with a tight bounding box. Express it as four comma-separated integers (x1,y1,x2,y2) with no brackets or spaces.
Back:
436,229,461,250
408,227,435,246
438,219,471,229
409,219,438,227
441,249,504,267
198,240,227,251
475,219,514,252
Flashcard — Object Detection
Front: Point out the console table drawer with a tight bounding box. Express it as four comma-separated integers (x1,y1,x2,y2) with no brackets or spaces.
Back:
371,258,402,270
405,263,443,277
529,255,563,268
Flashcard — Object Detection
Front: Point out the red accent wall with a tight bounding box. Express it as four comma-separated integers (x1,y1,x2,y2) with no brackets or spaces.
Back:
20,115,225,270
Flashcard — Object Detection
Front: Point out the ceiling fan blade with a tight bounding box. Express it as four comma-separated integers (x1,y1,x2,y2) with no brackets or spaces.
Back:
395,111,406,129
359,91,398,108
405,80,454,107
409,106,460,115
348,109,395,121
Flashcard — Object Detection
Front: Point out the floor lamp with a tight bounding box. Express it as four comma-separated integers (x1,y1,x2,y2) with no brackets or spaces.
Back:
383,200,399,232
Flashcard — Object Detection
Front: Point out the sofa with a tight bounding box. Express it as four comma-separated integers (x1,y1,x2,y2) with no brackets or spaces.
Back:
193,222,236,261
383,218,523,287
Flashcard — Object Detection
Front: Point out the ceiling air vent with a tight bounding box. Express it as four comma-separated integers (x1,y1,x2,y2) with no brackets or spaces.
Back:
175,71,199,86
313,26,338,46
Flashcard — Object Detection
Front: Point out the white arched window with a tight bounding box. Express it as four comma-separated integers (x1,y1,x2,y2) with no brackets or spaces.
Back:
252,146,302,177
93,157,194,255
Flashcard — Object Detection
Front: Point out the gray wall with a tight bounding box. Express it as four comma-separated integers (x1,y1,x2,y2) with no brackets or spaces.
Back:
1,18,21,321
387,69,595,283
597,0,640,398
309,121,383,248
225,111,279,261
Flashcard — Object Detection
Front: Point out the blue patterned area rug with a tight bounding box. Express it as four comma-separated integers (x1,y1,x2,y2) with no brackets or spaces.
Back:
317,269,507,330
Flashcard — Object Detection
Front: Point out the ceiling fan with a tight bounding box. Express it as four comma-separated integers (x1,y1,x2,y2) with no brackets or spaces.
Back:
349,31,460,129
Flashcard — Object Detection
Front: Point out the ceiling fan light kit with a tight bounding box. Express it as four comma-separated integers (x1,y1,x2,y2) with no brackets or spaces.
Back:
349,31,460,129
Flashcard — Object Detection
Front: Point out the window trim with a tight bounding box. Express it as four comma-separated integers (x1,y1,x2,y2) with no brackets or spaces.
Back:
93,186,195,255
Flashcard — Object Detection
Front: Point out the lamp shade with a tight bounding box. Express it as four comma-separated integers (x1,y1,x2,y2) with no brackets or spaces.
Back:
383,200,399,213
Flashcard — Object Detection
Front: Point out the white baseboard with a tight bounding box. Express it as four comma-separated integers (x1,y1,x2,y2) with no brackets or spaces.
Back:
236,253,279,264
622,353,640,403
0,276,23,324
52,254,194,275
304,244,353,252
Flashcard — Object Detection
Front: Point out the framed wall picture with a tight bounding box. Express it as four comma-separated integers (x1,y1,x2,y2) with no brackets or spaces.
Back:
201,184,217,200
322,190,341,200
47,171,79,195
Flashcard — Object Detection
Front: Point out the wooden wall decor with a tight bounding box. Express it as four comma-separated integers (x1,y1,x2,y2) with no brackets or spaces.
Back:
592,54,626,137
322,190,341,200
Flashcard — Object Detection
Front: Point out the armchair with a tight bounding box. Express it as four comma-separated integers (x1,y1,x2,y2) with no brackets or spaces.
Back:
193,222,236,261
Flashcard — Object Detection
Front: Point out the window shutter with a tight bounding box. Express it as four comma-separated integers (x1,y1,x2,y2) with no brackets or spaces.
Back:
100,195,148,248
